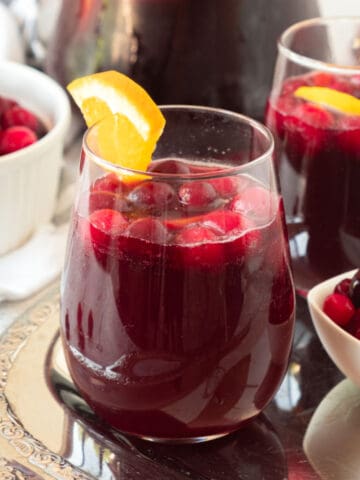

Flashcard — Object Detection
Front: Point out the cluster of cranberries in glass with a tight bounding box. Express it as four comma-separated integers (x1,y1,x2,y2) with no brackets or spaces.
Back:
266,71,360,169
0,95,46,155
323,270,360,338
84,158,280,268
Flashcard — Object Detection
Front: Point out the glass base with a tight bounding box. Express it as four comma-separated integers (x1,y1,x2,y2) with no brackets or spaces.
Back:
135,432,231,444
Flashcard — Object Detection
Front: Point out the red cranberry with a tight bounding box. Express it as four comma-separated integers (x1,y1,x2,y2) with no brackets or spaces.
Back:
309,72,352,93
176,226,224,267
309,72,336,87
176,225,218,244
0,96,17,116
128,181,176,213
0,126,37,155
323,293,355,326
89,191,130,214
89,209,128,247
147,159,191,175
164,214,204,231
229,186,276,223
203,210,242,235
350,269,360,309
178,181,217,211
209,176,245,199
89,191,116,213
91,173,124,195
1,106,39,131
126,217,168,243
334,278,351,297
280,76,309,96
294,103,334,129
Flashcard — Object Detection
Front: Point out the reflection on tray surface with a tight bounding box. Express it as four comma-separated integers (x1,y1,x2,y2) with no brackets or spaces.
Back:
48,297,326,480
50,349,287,479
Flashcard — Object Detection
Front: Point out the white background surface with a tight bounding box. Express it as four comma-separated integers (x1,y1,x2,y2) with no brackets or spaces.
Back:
320,0,360,16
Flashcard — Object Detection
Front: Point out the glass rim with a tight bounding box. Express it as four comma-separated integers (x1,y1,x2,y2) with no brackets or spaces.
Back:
82,104,274,180
278,16,360,75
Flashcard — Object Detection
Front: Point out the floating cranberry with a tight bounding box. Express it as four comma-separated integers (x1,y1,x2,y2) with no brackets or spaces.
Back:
0,96,17,116
229,186,276,223
1,106,39,132
164,214,204,231
128,181,176,214
91,173,124,195
0,126,37,155
280,77,309,96
309,72,336,87
309,71,351,93
89,191,130,214
334,278,351,297
209,176,244,199
178,181,217,211
89,209,128,248
126,217,168,243
203,210,242,235
323,293,355,327
295,102,334,129
176,225,217,244
176,225,224,267
148,159,191,175
349,269,360,308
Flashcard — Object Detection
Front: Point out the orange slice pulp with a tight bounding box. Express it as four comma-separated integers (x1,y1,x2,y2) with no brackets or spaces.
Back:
67,71,165,178
294,86,360,116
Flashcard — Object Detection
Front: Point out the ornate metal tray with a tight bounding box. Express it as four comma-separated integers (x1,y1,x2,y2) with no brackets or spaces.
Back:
0,286,352,479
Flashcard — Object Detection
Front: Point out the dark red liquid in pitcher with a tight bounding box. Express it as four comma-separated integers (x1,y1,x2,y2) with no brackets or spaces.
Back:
46,0,319,120
61,158,294,440
266,72,360,292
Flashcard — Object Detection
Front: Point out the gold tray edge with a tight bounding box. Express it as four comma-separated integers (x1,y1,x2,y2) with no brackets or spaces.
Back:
0,284,94,480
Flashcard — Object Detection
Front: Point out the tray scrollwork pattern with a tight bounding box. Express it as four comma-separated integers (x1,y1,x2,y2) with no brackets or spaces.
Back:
0,292,92,480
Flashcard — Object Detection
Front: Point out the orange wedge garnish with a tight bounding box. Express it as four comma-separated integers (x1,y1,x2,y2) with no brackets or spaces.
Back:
294,86,360,116
67,71,165,176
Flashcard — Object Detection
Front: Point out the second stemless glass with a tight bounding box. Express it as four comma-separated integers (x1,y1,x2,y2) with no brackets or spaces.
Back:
266,17,360,294
61,106,295,443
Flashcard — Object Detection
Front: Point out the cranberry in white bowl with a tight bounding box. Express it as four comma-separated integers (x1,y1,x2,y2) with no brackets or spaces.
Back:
0,61,70,255
308,269,360,387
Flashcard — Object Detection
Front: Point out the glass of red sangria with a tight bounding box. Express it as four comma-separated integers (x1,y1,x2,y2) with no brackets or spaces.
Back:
61,105,295,443
266,17,360,295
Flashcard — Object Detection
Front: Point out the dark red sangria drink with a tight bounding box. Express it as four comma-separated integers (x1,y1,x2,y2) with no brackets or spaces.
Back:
61,106,295,442
266,18,360,294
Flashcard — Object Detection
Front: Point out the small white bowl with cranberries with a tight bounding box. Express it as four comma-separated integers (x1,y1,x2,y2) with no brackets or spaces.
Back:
0,61,70,255
308,269,360,386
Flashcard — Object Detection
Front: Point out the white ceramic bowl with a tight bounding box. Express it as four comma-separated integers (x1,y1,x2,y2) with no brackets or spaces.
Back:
304,379,360,479
308,269,360,386
0,61,71,255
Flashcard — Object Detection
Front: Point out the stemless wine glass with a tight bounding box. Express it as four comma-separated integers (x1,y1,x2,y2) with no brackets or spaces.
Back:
60,106,295,443
266,17,360,295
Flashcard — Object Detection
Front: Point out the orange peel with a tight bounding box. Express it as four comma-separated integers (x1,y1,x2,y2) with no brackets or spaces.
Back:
67,71,165,178
294,86,360,116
